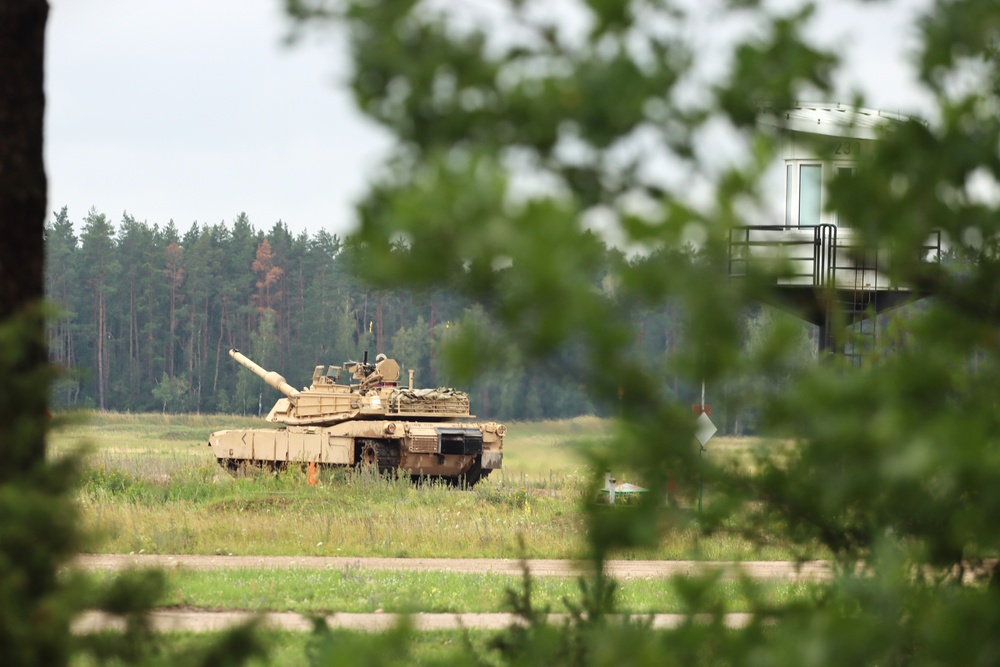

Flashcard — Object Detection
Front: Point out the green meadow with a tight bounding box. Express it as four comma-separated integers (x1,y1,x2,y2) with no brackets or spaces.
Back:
53,410,823,660
77,567,817,615
52,411,809,561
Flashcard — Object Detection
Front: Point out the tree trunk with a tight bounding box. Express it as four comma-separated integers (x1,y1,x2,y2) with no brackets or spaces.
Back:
0,0,47,319
168,285,176,377
376,294,384,352
213,297,227,394
147,290,155,381
97,287,106,411
129,276,137,395
0,0,49,472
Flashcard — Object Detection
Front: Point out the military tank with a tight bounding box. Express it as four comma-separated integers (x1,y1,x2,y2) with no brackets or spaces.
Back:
208,349,504,486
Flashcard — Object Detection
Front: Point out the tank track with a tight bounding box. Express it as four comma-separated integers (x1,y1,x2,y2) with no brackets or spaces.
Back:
456,454,490,488
357,438,400,474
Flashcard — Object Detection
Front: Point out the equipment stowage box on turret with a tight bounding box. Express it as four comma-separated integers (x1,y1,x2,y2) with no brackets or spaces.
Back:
208,349,504,486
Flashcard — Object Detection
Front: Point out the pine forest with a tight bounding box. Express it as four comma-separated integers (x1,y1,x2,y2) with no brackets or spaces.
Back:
44,206,826,430
44,208,591,422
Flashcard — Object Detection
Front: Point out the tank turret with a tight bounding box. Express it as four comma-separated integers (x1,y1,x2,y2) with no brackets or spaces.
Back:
208,348,504,486
226,348,472,426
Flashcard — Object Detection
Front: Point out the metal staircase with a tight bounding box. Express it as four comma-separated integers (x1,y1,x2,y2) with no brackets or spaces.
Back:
826,226,877,366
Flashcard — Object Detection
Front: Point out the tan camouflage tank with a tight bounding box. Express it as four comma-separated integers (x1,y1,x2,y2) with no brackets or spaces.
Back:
208,349,504,486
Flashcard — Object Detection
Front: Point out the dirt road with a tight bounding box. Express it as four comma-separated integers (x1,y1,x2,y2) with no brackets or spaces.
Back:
73,553,832,581
73,609,758,633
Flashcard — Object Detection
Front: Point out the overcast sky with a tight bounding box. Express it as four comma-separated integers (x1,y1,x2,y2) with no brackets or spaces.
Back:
45,0,933,238
46,0,391,237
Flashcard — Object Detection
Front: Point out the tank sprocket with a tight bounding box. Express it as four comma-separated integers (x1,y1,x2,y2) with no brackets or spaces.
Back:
356,439,400,474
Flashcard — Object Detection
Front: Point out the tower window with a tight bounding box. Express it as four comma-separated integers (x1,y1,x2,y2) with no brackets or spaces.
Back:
798,164,822,227
785,165,793,227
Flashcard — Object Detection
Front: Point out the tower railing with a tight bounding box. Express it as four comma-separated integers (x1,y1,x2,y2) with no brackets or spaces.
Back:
728,224,942,289
729,224,943,362
727,225,820,284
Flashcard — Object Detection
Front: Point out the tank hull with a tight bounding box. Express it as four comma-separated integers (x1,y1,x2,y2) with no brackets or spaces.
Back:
216,349,505,485
208,419,504,484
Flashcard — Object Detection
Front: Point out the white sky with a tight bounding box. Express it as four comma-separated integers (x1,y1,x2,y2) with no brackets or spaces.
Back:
46,0,392,237
45,0,934,238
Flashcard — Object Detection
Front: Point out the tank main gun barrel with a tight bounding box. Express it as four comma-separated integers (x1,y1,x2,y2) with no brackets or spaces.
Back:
229,348,301,400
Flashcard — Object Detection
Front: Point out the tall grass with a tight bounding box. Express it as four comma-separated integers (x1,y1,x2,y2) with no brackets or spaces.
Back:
58,411,813,560
77,462,591,558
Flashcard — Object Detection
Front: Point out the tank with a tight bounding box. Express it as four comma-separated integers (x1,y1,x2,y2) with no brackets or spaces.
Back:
208,349,504,486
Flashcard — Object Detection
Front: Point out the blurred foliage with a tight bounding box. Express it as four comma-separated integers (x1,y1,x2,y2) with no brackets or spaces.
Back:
0,308,268,666
282,0,1000,664
10,0,1000,663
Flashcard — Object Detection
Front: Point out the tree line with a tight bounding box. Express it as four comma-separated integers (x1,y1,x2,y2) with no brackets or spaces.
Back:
43,207,688,421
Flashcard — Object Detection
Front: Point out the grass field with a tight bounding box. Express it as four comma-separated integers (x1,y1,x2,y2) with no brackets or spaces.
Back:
77,567,816,615
52,411,822,657
52,411,812,560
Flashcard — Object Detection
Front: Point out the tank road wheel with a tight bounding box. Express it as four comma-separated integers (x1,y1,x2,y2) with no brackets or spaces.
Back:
355,439,400,476
220,458,255,475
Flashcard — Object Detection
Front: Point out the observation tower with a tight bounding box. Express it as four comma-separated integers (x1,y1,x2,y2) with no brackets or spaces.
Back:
727,102,941,362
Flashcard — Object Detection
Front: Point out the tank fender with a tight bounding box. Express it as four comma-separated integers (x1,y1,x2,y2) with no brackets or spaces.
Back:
482,451,502,470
